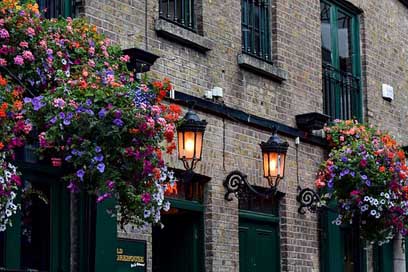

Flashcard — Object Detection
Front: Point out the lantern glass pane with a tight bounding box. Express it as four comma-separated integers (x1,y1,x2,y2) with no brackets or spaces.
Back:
268,152,279,177
177,131,184,159
194,131,203,160
263,153,269,178
278,153,285,177
183,131,196,160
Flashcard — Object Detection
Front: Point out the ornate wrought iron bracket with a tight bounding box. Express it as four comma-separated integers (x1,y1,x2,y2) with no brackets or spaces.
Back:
223,170,278,201
296,186,323,214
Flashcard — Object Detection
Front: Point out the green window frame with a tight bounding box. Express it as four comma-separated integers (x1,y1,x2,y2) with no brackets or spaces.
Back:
241,0,271,62
320,0,362,121
37,0,74,18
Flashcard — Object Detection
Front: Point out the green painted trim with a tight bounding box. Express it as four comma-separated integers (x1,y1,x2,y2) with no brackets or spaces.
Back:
95,197,117,272
239,210,279,223
167,198,204,212
4,192,21,269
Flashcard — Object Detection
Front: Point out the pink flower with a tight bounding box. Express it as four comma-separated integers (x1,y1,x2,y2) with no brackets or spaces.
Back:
88,59,95,67
141,193,151,204
0,19,4,27
19,41,29,48
0,58,7,66
0,29,9,39
339,135,345,142
53,98,66,109
22,50,35,61
120,55,130,62
26,27,35,37
39,40,47,48
14,55,24,66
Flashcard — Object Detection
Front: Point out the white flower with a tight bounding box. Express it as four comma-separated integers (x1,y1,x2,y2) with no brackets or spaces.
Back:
384,193,390,199
370,210,377,216
143,209,151,218
5,209,12,217
0,225,5,232
61,59,67,65
373,199,379,206
0,177,4,184
364,196,370,202
163,201,170,212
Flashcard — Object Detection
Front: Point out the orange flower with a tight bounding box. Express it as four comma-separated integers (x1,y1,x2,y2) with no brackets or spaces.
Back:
379,166,386,172
0,75,7,86
13,100,23,110
169,104,182,115
398,150,406,160
129,128,140,134
165,182,178,195
403,186,408,193
0,142,4,150
166,142,176,154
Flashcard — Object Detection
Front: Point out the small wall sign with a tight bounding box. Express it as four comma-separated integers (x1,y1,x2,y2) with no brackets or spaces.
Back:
116,239,146,272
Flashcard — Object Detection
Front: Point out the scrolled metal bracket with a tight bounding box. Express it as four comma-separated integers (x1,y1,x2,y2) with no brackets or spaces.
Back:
223,170,277,201
296,186,323,214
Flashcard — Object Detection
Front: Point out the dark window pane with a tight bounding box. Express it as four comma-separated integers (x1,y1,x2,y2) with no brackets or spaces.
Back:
241,0,270,61
159,0,195,30
37,0,73,19
337,11,353,73
321,2,332,64
21,181,50,271
238,186,279,216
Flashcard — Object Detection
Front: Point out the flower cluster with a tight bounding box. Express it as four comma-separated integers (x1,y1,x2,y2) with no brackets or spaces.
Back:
316,120,408,244
0,152,20,231
0,0,182,230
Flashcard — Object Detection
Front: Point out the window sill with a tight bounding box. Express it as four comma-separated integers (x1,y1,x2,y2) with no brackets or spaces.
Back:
154,19,214,52
237,54,288,82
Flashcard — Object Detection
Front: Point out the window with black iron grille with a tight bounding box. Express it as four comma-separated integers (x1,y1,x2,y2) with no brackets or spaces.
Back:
320,1,362,121
159,0,196,31
241,0,271,62
37,0,74,19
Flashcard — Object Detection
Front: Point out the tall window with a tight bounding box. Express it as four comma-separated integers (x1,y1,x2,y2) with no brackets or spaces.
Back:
321,1,362,120
37,0,74,19
241,0,271,62
159,0,196,31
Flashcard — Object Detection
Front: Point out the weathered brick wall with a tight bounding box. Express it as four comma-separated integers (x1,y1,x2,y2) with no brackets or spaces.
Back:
80,0,408,271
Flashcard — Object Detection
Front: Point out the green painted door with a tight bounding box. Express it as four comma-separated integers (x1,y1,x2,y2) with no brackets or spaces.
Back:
320,209,366,272
373,242,393,272
239,219,279,272
152,209,204,272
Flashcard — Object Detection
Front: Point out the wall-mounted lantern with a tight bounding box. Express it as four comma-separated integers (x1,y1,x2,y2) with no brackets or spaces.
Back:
224,128,289,201
177,107,207,172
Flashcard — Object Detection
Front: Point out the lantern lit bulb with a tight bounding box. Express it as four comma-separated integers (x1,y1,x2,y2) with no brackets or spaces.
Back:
185,139,195,153
269,157,277,176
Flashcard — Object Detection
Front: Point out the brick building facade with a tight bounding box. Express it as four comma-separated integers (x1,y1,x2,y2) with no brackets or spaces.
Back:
2,0,408,271
74,0,408,271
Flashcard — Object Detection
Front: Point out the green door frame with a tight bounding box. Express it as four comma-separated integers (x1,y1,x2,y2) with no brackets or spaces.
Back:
2,163,70,271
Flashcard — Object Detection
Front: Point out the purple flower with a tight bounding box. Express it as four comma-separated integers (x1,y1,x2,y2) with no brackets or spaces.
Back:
94,154,104,162
361,174,368,180
23,97,32,104
106,180,115,190
49,116,57,124
65,155,72,161
114,110,122,118
365,180,372,187
95,146,102,153
32,96,46,111
97,163,105,173
59,112,65,119
67,181,79,193
63,119,71,126
86,109,94,116
76,169,85,181
340,169,350,177
66,112,74,119
98,108,107,118
96,193,111,203
341,156,348,163
141,193,151,204
85,99,92,106
113,118,124,127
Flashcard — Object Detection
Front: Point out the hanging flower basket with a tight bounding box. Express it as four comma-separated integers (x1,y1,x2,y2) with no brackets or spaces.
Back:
315,120,408,244
0,0,180,231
